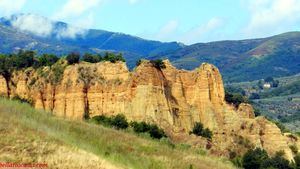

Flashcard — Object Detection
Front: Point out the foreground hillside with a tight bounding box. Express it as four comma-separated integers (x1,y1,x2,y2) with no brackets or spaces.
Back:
155,32,300,82
0,98,235,169
0,51,298,163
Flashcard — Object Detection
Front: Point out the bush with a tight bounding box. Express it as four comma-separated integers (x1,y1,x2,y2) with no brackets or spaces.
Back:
103,52,125,63
82,53,102,63
148,124,166,139
261,151,292,169
190,122,212,139
66,52,80,65
150,59,166,69
130,121,150,133
242,148,269,169
91,114,128,129
136,59,142,67
225,91,248,107
37,54,59,67
130,121,166,139
111,114,129,129
12,50,36,69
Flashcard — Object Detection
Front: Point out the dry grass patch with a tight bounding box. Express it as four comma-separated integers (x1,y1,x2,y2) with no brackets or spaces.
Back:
0,98,235,169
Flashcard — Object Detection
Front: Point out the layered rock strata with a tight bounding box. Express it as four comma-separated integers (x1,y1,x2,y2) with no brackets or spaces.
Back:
0,60,298,160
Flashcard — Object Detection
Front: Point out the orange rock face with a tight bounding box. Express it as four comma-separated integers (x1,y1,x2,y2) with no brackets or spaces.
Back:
0,60,298,160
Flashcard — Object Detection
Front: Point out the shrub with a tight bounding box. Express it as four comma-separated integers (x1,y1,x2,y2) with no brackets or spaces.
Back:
110,114,129,129
82,53,102,63
103,52,125,63
150,59,166,69
242,148,269,169
130,121,166,139
91,114,128,130
130,121,150,133
66,52,80,65
225,91,248,107
261,151,292,169
136,59,142,67
148,124,166,139
190,122,212,139
37,54,59,67
12,50,36,69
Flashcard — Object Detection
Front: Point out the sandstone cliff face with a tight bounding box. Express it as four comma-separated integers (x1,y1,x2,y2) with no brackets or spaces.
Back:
0,60,298,160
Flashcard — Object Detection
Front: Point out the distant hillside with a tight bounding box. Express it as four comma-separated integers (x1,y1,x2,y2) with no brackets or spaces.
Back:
0,14,183,68
1,14,300,81
227,74,300,132
155,32,300,82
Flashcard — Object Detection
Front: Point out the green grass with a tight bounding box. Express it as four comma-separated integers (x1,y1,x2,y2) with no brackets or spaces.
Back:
0,98,235,169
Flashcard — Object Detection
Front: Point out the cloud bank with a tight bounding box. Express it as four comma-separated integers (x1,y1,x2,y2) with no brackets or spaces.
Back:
10,14,87,39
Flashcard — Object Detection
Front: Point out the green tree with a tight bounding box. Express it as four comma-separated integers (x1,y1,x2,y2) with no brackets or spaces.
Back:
66,52,80,65
37,54,59,67
190,122,212,139
148,124,166,139
12,50,36,69
261,151,292,169
111,114,128,129
150,59,166,69
225,91,248,107
82,53,102,63
242,148,269,169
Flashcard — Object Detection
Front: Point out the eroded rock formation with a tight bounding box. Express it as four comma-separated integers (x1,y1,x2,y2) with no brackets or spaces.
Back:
0,60,298,160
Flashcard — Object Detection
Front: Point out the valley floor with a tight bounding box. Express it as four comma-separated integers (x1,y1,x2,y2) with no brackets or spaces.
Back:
0,98,235,169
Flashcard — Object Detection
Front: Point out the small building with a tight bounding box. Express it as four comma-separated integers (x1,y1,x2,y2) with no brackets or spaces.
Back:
263,83,271,89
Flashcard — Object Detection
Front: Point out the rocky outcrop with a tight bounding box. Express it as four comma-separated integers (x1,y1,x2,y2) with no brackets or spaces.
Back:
0,60,298,160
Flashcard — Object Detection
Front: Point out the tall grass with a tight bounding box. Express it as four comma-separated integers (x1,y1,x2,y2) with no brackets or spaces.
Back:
0,98,235,169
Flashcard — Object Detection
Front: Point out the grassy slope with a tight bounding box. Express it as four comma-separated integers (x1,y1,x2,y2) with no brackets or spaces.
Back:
0,98,235,169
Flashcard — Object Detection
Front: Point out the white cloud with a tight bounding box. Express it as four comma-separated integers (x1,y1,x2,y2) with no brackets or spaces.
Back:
179,17,223,44
54,0,102,19
56,26,87,39
11,14,87,39
244,0,300,37
0,0,26,16
154,20,179,41
12,14,54,37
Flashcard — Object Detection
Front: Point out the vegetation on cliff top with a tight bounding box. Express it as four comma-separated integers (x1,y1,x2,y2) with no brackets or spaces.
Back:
0,97,235,169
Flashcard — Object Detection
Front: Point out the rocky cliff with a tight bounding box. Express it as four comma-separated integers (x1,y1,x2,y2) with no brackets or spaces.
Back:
0,60,298,160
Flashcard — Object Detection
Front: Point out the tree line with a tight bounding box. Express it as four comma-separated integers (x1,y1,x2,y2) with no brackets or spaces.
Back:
0,50,126,81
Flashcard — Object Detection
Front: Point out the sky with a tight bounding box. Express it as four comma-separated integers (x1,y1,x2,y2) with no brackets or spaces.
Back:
0,0,300,44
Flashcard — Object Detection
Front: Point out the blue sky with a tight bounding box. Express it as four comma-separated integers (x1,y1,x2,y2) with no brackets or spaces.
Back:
0,0,300,44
